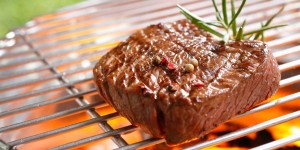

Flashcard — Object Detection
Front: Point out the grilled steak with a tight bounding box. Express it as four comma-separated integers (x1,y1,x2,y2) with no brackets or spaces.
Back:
93,20,280,145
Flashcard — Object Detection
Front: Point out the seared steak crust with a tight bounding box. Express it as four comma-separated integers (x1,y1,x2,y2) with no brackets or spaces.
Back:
93,20,280,145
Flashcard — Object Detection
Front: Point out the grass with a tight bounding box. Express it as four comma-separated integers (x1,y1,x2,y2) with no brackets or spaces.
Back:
0,0,83,38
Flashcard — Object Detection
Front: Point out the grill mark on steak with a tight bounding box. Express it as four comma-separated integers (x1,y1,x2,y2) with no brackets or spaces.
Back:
154,22,230,102
128,22,197,101
161,23,213,85
155,23,202,96
127,36,171,96
94,19,280,145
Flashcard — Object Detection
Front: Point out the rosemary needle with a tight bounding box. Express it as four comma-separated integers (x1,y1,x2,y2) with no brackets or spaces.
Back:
231,0,237,37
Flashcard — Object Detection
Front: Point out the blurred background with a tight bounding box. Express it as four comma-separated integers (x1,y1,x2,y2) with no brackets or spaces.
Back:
0,0,83,38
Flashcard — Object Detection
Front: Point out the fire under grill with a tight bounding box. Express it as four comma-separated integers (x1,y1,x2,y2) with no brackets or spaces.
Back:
0,0,300,149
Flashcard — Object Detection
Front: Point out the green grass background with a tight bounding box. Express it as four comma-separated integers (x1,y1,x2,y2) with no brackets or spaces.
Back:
0,0,83,38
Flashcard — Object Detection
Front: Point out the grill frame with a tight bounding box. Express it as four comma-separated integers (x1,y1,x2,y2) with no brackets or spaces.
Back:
1,0,300,149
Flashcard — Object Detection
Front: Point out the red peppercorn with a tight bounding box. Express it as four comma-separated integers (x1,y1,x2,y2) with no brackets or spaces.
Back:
161,56,168,65
153,56,161,65
193,81,204,87
167,63,177,70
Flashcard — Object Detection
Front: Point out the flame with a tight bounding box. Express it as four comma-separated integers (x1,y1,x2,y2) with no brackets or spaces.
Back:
271,125,300,147
97,106,143,145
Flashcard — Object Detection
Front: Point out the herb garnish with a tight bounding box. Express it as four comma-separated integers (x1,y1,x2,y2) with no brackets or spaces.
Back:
177,0,287,43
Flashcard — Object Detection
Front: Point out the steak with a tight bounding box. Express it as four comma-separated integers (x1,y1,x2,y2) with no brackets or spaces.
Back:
93,20,280,145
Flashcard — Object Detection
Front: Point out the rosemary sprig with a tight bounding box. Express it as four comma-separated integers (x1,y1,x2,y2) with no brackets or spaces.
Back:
177,0,287,43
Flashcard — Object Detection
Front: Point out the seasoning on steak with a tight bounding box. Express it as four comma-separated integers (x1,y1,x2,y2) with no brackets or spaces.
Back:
93,19,281,145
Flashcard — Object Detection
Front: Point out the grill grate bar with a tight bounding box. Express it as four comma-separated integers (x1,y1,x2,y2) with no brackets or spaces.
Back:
0,50,29,59
278,59,300,72
7,112,119,147
0,88,97,117
274,45,300,59
41,41,119,58
235,92,300,119
0,77,91,104
268,33,300,48
0,48,106,79
116,92,300,149
279,74,300,88
251,134,300,150
184,110,300,150
0,102,103,132
0,73,63,91
0,64,93,90
50,125,137,150
0,65,51,79
0,57,43,69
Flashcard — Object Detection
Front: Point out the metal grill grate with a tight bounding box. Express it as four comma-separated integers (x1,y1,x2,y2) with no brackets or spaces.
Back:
1,0,300,149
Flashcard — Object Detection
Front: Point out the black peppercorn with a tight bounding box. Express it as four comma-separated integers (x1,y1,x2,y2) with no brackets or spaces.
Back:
153,56,161,65
168,85,177,92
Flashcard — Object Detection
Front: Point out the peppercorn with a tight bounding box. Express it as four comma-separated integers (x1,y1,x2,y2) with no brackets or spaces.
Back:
167,63,177,70
168,85,177,92
185,64,194,72
189,58,198,67
193,80,204,87
161,56,168,65
153,56,161,65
